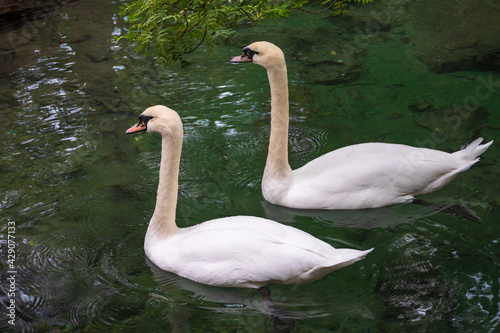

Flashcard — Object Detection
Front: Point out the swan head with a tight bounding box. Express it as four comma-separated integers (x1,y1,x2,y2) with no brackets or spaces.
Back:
231,41,285,70
126,105,183,137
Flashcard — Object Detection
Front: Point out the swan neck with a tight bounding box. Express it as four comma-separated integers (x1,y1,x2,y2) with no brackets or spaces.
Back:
148,134,181,239
265,63,292,178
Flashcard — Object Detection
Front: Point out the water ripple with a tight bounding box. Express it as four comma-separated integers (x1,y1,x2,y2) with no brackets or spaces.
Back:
288,124,329,163
374,219,498,328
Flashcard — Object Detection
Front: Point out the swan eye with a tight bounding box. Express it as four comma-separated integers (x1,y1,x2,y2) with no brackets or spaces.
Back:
138,115,153,125
243,47,259,60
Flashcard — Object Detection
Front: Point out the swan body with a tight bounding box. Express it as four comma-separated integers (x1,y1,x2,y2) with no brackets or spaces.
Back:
126,105,372,288
146,215,371,288
231,41,493,210
268,139,491,210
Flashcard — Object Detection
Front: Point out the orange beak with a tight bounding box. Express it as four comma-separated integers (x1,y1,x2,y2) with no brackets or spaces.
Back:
125,120,147,134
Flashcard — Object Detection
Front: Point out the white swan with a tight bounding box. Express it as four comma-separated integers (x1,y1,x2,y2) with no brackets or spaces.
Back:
126,105,372,288
231,41,493,211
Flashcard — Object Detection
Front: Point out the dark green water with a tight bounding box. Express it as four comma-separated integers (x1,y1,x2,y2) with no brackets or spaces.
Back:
1,0,499,332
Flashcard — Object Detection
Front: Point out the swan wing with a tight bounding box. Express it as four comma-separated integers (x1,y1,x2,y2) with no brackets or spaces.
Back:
284,142,474,209
148,216,371,288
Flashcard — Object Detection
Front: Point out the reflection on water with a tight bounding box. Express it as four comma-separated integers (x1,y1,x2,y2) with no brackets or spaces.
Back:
261,199,440,230
0,0,499,331
147,257,376,332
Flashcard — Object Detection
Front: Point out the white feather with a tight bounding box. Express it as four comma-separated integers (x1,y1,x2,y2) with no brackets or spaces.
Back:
148,216,372,288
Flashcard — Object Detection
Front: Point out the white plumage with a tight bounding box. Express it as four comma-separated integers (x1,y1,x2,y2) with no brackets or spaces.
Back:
277,139,491,210
231,41,493,210
126,105,372,288
148,216,371,288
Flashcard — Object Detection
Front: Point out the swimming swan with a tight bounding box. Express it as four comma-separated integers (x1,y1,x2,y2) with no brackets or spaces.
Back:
231,41,493,212
126,105,372,288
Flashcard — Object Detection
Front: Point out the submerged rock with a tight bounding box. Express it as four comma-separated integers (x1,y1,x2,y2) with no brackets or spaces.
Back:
407,0,500,73
0,0,70,23
408,101,433,113
415,105,489,142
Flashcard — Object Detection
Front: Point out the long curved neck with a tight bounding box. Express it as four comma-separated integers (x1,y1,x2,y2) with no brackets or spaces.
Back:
264,62,293,179
147,133,181,242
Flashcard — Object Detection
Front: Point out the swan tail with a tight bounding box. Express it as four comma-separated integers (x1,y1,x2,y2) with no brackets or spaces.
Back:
299,248,373,283
330,248,374,270
455,137,493,161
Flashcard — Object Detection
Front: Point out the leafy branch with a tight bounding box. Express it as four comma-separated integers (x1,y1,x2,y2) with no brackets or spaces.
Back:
117,0,374,66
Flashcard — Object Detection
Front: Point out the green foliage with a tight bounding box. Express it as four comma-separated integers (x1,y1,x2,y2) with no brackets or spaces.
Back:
117,0,374,66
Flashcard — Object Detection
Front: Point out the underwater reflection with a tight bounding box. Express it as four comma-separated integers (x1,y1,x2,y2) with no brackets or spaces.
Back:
146,257,374,332
261,199,439,229
146,257,295,332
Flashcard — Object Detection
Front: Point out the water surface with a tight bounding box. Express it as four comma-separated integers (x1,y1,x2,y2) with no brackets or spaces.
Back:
1,0,499,332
